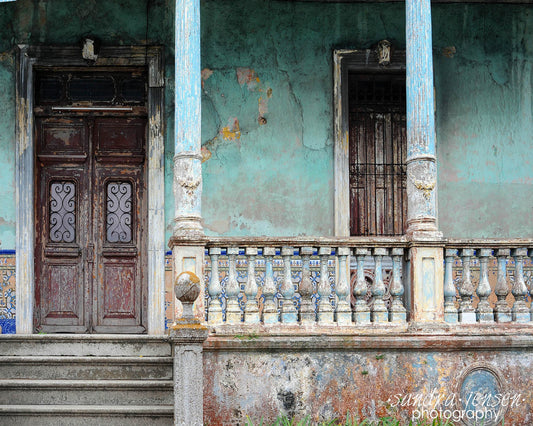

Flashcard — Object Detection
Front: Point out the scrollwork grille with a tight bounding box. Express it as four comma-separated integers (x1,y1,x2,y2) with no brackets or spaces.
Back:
106,182,132,243
49,181,76,243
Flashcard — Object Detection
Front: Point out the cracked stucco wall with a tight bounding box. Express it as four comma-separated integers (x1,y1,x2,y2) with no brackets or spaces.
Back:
200,1,532,238
0,1,531,247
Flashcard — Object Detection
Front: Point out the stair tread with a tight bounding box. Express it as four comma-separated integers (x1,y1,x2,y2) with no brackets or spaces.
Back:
0,356,173,363
0,404,174,414
0,379,173,388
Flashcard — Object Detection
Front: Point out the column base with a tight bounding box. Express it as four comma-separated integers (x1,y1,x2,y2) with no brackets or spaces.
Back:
173,215,205,239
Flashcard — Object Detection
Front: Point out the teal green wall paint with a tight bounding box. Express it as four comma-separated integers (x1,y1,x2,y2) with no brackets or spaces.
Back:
433,5,533,238
0,0,177,248
0,3,16,249
201,1,532,238
0,1,530,246
200,1,406,236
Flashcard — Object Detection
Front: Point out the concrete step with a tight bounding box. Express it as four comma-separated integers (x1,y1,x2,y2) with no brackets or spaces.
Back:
0,405,174,425
0,379,174,406
0,334,171,357
0,356,173,380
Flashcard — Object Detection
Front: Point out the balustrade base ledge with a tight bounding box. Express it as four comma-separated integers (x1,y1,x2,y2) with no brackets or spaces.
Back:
203,323,533,351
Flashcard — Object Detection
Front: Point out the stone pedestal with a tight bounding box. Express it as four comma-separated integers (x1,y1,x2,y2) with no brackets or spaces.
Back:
170,324,209,426
409,245,444,323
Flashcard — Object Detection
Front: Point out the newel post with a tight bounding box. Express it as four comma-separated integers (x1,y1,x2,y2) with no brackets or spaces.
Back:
406,0,444,323
171,271,208,426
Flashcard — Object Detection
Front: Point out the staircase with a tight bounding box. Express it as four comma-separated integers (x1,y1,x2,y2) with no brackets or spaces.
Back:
0,335,174,425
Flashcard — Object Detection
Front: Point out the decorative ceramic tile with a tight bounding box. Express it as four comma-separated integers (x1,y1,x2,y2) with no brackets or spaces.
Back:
0,251,16,334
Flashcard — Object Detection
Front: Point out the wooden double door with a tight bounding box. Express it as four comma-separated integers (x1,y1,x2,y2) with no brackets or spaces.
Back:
35,115,147,333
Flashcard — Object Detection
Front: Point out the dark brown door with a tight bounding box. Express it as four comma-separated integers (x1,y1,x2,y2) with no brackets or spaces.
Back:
35,116,147,333
349,73,407,236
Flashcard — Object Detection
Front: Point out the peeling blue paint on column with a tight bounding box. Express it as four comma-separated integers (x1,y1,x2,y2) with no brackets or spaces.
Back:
405,0,439,233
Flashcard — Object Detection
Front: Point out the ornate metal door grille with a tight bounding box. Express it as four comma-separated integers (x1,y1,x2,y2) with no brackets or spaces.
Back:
349,73,407,236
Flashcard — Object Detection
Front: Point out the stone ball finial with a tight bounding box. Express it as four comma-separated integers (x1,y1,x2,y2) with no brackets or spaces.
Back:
174,271,201,321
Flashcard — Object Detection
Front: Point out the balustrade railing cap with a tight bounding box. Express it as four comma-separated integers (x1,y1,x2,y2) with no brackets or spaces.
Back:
300,246,315,256
263,247,276,256
245,247,258,256
478,248,493,257
281,246,294,256
496,248,511,256
209,247,222,255
512,248,528,257
318,246,332,255
460,248,475,256
227,247,240,255
391,248,404,256
373,247,388,256
337,247,351,256
355,248,369,256
445,248,458,257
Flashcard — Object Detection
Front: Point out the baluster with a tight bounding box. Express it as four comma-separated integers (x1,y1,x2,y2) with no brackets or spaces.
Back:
389,248,406,323
335,247,352,325
511,248,529,323
207,247,223,325
494,249,511,323
458,249,476,323
280,246,297,324
371,248,388,323
476,249,494,322
529,249,533,322
317,247,334,324
443,249,458,323
353,248,370,324
244,247,260,324
299,246,315,324
262,247,278,324
225,247,241,324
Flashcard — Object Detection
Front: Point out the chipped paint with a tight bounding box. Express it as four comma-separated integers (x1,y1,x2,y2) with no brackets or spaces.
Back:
220,117,241,141
236,67,259,91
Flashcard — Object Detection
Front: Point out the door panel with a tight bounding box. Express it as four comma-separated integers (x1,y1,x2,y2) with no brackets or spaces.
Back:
93,139,146,333
35,161,89,333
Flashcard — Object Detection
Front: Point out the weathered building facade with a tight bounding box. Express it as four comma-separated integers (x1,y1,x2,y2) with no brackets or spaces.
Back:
0,0,532,424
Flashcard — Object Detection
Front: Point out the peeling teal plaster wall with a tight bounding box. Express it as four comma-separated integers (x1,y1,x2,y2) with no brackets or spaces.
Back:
0,0,177,248
0,1,530,246
201,0,407,236
201,1,532,238
433,5,533,238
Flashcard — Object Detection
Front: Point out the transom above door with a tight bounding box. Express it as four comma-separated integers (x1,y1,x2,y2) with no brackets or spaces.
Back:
34,68,148,333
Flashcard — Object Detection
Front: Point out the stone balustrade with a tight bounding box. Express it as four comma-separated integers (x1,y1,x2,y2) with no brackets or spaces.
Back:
203,237,408,326
444,240,533,324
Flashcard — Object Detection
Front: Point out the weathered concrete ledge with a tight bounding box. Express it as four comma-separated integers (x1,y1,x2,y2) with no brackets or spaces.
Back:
204,324,533,351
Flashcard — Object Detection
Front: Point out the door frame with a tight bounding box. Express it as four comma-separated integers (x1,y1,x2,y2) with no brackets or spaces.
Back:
16,45,165,334
333,48,406,237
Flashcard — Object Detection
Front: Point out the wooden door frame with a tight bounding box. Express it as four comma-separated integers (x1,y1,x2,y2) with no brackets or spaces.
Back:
16,45,165,334
333,48,406,236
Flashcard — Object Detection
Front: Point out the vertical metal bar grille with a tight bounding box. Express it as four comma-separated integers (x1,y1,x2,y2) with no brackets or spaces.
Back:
349,73,406,236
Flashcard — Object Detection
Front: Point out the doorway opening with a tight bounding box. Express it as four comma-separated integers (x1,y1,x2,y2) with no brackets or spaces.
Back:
34,68,148,333
348,73,407,236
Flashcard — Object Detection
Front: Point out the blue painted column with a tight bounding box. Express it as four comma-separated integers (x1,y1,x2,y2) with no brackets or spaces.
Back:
406,0,439,236
170,0,206,326
173,0,204,238
406,0,444,323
